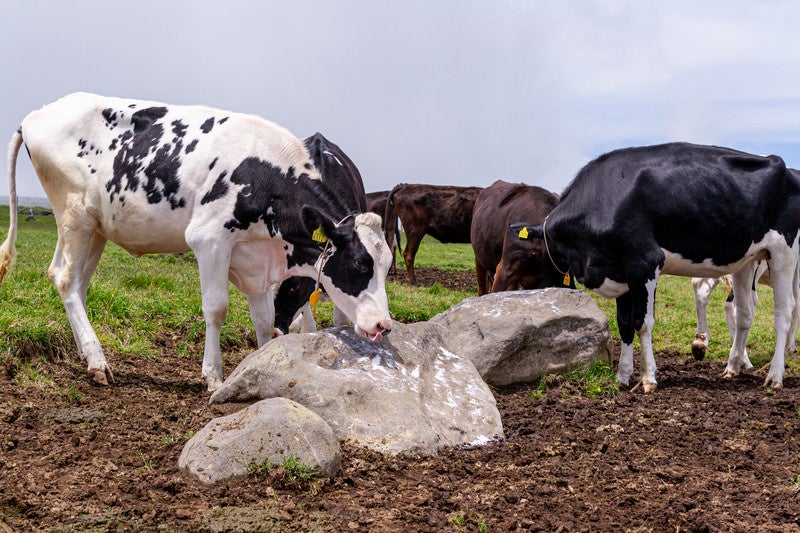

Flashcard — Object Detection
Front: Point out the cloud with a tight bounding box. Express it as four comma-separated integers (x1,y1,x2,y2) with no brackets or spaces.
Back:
4,1,800,201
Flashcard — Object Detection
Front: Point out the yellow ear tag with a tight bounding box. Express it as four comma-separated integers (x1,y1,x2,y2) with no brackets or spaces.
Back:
563,272,571,286
518,226,529,239
312,226,327,243
309,288,322,315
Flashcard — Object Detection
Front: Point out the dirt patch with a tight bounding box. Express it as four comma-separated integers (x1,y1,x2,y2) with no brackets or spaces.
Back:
2,269,800,531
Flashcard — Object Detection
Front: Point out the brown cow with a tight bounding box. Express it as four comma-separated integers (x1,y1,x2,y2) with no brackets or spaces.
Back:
471,180,572,295
385,183,482,284
366,190,389,219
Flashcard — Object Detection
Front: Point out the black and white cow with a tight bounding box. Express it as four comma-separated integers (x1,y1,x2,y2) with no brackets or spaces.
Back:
0,92,393,391
691,262,798,359
272,132,368,335
512,142,800,392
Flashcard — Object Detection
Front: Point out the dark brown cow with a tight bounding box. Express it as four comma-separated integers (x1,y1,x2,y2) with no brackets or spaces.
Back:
471,180,572,295
366,190,389,218
385,183,482,284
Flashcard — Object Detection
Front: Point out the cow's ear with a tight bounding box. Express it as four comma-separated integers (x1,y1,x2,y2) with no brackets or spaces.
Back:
509,223,543,241
301,206,338,245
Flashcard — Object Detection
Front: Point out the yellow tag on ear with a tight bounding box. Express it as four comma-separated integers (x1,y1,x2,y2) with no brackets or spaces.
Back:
312,226,327,243
563,272,571,286
309,288,322,315
518,226,529,239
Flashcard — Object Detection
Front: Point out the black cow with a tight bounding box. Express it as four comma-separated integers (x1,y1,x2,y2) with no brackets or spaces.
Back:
273,133,367,335
471,180,570,295
512,142,800,392
384,183,482,284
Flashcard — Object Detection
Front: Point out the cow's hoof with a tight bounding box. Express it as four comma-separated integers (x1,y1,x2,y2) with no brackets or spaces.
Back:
642,382,658,394
763,376,783,390
691,337,707,361
721,369,736,379
90,367,114,386
206,377,223,393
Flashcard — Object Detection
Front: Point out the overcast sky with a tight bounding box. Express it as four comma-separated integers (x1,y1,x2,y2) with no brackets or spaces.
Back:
3,1,800,200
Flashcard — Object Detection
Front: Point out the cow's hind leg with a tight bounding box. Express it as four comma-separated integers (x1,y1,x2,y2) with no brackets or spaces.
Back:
762,250,798,388
48,222,111,385
691,277,719,360
723,266,757,379
402,231,422,284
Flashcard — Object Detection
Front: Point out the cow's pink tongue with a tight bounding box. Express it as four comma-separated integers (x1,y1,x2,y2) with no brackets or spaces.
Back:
370,330,383,342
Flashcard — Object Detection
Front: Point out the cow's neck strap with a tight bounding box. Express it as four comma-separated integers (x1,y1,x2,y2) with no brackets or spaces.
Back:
308,213,356,316
542,216,572,286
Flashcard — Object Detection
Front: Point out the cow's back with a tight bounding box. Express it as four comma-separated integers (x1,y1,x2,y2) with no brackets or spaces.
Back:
554,142,800,268
395,184,480,243
20,92,315,255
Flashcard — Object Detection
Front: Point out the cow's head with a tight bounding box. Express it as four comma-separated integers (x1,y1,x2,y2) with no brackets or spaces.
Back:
303,209,393,341
509,222,576,288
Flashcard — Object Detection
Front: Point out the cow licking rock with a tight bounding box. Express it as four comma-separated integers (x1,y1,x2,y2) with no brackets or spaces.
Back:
384,183,482,284
512,142,800,392
471,180,571,295
0,92,393,392
272,132,368,335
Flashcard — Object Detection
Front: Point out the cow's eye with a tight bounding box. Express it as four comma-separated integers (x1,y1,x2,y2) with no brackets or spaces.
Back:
353,257,370,273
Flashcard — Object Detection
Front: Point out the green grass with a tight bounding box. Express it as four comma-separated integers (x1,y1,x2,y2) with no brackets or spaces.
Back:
394,234,475,272
0,205,794,377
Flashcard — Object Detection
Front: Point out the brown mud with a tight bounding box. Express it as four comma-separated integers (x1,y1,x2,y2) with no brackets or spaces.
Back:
1,267,799,531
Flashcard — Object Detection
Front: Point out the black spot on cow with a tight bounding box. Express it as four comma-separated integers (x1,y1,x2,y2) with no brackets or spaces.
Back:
109,138,118,151
209,157,218,170
102,108,118,128
223,158,286,232
106,106,186,210
218,117,229,124
201,171,229,205
128,104,137,109
171,120,188,141
200,118,215,134
185,139,198,154
131,107,168,133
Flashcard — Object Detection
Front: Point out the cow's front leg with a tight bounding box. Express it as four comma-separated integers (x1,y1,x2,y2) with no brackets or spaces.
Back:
247,290,275,346
615,292,635,387
723,266,756,379
189,240,233,392
636,276,659,393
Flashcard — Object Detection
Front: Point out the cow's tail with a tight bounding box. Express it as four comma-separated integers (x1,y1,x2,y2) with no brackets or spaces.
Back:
0,129,23,284
385,184,403,272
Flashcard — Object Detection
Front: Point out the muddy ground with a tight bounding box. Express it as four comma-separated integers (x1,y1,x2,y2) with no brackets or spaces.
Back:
1,267,799,532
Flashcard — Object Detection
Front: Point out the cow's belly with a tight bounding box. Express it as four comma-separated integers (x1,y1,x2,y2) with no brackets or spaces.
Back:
98,206,192,256
661,245,771,278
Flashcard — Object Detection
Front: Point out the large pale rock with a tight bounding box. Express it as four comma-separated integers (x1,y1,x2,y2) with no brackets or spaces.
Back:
209,323,503,456
431,288,612,386
178,398,340,484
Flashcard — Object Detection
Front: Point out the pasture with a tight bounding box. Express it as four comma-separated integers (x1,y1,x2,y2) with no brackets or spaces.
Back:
1,209,799,531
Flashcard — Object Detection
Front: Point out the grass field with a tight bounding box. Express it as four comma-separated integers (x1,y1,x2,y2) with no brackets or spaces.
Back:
0,207,791,372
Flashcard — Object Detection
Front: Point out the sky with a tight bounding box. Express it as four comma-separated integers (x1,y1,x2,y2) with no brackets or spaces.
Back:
3,0,800,200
